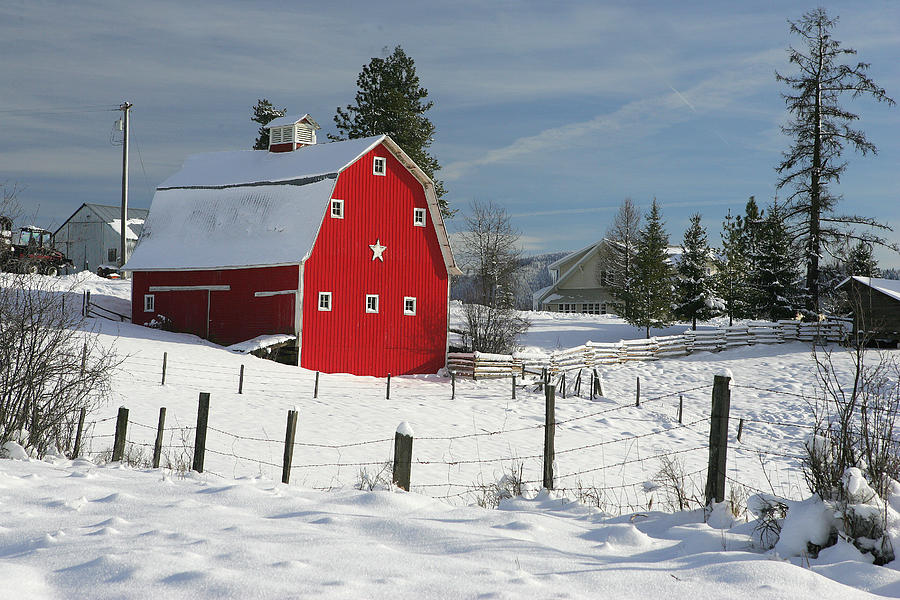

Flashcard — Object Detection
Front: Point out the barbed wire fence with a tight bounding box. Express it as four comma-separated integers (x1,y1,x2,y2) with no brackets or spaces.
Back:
68,356,819,515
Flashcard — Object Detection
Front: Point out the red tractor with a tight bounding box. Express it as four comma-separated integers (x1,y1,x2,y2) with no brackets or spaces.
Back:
0,217,73,276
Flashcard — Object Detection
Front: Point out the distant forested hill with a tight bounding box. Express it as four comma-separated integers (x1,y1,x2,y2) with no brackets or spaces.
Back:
450,251,569,309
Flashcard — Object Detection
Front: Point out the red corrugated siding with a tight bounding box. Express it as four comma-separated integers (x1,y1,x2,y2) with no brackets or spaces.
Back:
131,266,298,346
301,143,448,376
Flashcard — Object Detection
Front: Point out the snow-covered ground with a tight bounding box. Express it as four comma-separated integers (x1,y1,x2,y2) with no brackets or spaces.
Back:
3,272,900,598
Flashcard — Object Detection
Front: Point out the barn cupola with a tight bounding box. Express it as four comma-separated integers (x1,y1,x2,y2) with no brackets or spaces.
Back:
264,114,321,153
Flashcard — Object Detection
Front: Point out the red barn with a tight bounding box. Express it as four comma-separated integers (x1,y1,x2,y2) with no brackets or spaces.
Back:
125,115,460,376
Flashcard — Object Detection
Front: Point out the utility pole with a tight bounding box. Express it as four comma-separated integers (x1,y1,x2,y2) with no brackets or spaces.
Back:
118,101,133,270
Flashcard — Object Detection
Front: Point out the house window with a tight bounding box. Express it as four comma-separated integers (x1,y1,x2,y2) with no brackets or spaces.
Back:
318,292,332,311
601,303,608,315
404,296,416,316
143,294,155,312
582,303,600,315
107,248,117,263
559,303,578,314
366,294,379,313
331,199,344,219
373,156,386,176
413,208,426,227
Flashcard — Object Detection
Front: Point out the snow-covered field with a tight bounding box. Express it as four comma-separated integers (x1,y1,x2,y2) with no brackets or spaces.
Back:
3,272,900,598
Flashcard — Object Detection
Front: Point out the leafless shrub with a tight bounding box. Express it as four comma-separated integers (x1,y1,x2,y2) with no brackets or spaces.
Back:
652,455,701,511
0,272,120,456
469,461,526,509
751,495,788,549
356,461,393,491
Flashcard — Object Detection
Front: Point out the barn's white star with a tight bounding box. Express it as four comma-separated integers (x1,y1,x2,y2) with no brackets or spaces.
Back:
369,239,386,261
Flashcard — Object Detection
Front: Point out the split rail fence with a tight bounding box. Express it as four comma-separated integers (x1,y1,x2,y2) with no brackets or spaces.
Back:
449,318,850,379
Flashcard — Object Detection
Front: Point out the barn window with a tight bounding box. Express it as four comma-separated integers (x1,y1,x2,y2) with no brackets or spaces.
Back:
404,296,416,316
331,199,344,219
413,208,426,227
373,156,386,176
107,248,117,263
366,294,379,313
318,292,332,311
143,294,155,312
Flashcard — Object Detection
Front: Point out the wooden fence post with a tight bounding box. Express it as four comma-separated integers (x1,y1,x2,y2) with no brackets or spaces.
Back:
678,395,683,424
386,373,391,400
393,422,414,491
635,376,640,407
737,418,744,442
152,407,166,468
282,408,299,484
593,369,603,397
314,371,319,398
80,342,87,377
704,375,731,505
161,352,167,386
512,374,516,400
561,373,567,399
543,383,556,490
192,392,210,473
112,406,128,462
451,371,455,400
238,365,244,394
71,407,86,459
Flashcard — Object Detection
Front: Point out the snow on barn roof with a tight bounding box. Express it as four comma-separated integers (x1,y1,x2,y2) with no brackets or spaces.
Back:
158,136,383,189
124,135,460,273
837,276,900,302
124,180,337,271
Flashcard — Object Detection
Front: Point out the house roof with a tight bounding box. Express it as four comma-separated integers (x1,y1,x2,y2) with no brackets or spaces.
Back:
836,276,900,303
535,240,608,307
53,203,149,238
124,136,459,274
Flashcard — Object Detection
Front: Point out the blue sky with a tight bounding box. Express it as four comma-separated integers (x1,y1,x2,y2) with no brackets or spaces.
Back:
2,0,899,266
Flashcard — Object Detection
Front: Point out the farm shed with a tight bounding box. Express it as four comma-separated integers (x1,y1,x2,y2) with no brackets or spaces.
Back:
124,116,460,376
836,276,900,343
53,203,148,272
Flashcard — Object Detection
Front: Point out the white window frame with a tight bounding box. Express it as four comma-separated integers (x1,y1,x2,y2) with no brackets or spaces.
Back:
403,296,417,316
413,208,426,227
143,294,155,313
366,294,379,313
331,199,344,219
318,292,332,312
373,156,386,176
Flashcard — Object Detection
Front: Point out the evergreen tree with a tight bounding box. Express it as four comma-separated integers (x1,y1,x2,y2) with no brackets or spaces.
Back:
750,202,802,321
601,198,641,319
630,199,675,338
843,240,880,278
251,99,287,150
776,8,895,313
715,210,751,326
675,213,719,330
333,46,450,216
739,196,767,315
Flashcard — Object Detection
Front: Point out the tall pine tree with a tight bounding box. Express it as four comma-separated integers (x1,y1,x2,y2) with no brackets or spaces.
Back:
333,46,450,216
630,199,675,338
251,99,287,150
776,8,895,312
675,213,719,330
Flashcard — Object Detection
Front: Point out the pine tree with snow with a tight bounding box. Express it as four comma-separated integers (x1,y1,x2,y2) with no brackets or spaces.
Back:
332,46,450,216
750,202,803,321
251,99,287,150
675,213,719,330
630,199,675,338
